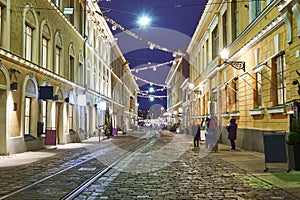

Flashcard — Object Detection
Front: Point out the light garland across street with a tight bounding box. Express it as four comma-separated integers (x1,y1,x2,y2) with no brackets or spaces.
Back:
94,10,184,57
132,74,168,88
130,60,178,72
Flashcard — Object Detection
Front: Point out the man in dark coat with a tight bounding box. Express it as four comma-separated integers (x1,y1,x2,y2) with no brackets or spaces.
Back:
192,121,200,147
226,118,237,151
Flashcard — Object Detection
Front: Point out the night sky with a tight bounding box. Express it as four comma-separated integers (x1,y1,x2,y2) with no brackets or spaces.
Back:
98,0,206,110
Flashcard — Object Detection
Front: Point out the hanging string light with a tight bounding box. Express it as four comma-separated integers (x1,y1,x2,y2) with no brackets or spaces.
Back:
137,94,167,99
95,11,185,57
132,74,168,88
139,87,166,93
131,60,177,72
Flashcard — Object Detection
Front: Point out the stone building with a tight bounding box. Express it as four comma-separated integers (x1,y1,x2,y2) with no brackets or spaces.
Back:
187,0,300,152
0,0,137,155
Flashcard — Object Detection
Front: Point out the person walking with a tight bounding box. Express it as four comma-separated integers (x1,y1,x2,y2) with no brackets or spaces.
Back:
208,115,218,152
226,118,237,151
203,117,210,148
192,121,200,147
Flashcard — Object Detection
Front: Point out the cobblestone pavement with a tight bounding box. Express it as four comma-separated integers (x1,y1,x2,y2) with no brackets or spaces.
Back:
75,133,299,200
0,131,299,200
75,150,299,199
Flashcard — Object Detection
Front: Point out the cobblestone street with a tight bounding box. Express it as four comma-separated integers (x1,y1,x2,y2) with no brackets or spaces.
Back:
0,132,299,200
77,144,298,200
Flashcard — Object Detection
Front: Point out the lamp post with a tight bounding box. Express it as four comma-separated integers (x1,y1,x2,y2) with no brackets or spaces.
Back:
220,48,245,72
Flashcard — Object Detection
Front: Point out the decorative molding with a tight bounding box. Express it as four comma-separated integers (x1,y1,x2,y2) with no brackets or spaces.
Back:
221,112,230,118
249,108,265,116
267,105,286,114
230,111,240,117
282,11,292,43
292,3,300,37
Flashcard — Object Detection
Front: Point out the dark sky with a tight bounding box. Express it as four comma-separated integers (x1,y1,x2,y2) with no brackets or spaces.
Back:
98,0,206,110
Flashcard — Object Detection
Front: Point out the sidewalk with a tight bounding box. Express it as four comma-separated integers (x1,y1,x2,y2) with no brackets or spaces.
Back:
214,143,300,198
0,136,102,167
0,135,299,198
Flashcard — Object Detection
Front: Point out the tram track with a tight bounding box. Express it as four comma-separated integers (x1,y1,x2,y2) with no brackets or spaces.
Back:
0,131,159,199
62,130,159,200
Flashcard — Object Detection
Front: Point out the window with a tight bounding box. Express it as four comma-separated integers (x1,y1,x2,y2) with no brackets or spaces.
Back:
42,101,47,133
250,0,262,21
25,25,33,61
55,33,62,75
228,78,239,112
69,44,75,82
212,26,219,59
222,11,228,47
0,5,9,47
69,55,75,81
78,62,83,85
55,47,61,74
274,54,286,105
69,104,74,129
222,85,229,113
255,72,262,108
55,0,61,9
234,78,239,111
68,0,74,24
205,39,209,67
24,97,31,135
42,37,48,68
24,8,38,62
232,0,238,41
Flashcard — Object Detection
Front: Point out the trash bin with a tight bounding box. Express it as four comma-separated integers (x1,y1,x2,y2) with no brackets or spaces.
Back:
262,131,287,172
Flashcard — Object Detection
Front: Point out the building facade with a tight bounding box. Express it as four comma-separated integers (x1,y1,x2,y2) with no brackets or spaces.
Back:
0,0,137,155
187,0,300,152
166,51,190,130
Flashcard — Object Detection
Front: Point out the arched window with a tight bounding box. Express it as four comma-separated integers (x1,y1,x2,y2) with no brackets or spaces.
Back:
54,32,63,75
78,51,84,85
69,44,75,82
23,77,38,137
41,22,52,70
23,5,38,62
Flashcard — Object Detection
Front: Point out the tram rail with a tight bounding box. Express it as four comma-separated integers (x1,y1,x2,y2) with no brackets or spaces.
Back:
0,131,158,200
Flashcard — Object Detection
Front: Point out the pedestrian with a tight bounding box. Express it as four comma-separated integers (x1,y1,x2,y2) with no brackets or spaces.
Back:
226,118,237,151
203,117,210,148
208,115,218,152
192,121,200,147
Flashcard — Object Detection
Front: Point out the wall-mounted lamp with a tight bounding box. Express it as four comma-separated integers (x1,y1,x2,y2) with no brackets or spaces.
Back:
10,82,18,91
292,79,300,95
220,49,245,72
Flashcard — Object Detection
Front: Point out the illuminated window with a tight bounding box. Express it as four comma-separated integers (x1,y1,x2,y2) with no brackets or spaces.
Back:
42,101,47,133
274,54,286,105
24,97,31,135
69,104,74,129
25,25,33,61
42,37,48,68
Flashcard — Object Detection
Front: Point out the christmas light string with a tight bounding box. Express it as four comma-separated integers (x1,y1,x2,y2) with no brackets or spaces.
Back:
138,94,167,99
132,74,168,88
95,11,185,57
139,87,166,93
131,59,178,72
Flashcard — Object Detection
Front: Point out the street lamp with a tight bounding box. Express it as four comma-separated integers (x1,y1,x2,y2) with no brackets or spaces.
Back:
137,15,152,27
292,79,300,95
220,48,245,72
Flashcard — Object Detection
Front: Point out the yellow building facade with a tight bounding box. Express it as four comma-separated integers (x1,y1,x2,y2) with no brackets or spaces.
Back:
0,0,137,155
187,0,300,152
